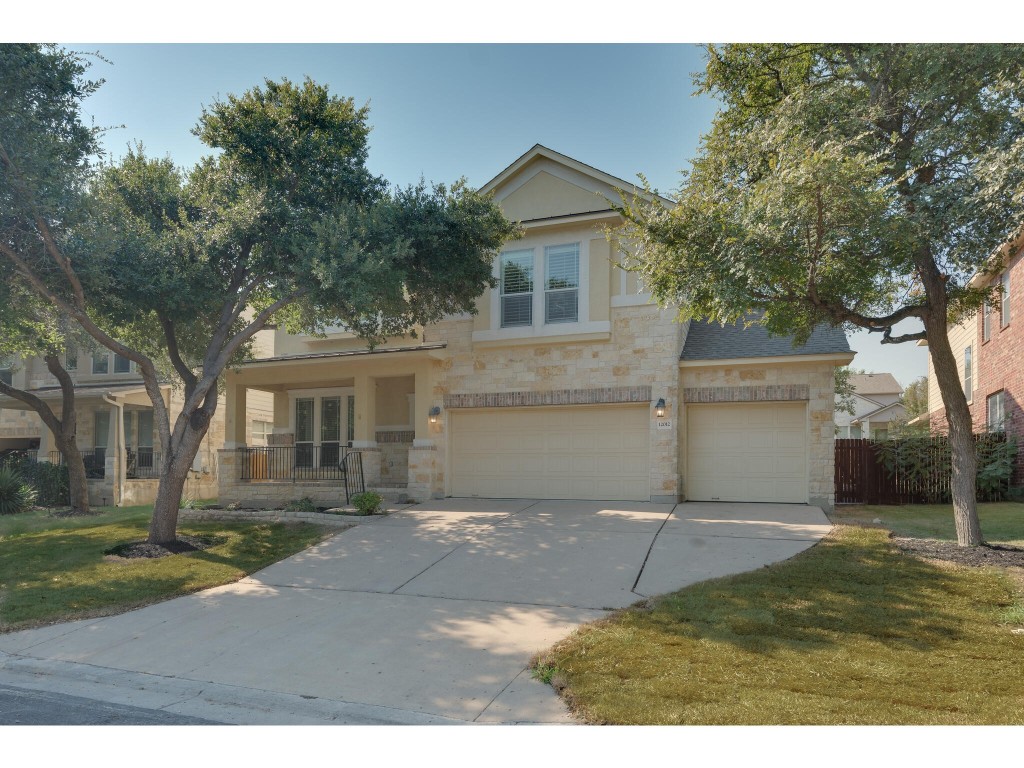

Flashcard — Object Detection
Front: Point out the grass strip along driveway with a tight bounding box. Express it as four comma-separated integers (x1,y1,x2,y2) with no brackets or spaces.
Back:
535,503,1024,725
0,506,326,632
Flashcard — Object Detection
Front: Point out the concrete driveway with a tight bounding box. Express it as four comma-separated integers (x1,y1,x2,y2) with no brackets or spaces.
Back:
0,500,830,724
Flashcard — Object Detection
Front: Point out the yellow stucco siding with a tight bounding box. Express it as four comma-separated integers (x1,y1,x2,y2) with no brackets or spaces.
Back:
927,313,976,412
499,169,610,221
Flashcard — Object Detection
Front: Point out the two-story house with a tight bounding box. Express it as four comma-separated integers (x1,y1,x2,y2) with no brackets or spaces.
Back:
218,145,853,511
834,373,908,439
920,236,1024,479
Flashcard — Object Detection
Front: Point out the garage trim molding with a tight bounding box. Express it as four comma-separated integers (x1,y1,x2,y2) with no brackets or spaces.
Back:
683,384,810,403
444,385,652,409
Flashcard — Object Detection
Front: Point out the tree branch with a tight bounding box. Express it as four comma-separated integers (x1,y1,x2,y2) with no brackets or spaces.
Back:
158,312,198,397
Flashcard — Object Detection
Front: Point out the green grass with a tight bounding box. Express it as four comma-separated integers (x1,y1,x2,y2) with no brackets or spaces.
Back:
832,501,1024,545
0,505,328,632
537,525,1024,724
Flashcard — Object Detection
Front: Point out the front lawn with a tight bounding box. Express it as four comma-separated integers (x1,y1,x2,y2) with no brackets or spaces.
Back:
535,518,1024,725
832,501,1024,545
0,506,328,632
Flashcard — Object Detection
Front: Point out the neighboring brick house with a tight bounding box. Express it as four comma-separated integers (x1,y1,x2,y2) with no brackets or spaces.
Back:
834,373,908,439
218,145,854,511
922,239,1024,479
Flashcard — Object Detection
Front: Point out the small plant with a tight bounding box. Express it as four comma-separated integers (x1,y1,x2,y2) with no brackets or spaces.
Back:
283,497,317,514
531,662,560,685
350,491,383,516
180,495,214,511
0,466,39,516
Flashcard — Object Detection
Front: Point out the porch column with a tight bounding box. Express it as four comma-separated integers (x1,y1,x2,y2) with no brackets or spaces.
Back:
407,365,441,501
104,401,123,506
223,378,248,448
352,374,377,448
36,423,54,463
412,367,433,447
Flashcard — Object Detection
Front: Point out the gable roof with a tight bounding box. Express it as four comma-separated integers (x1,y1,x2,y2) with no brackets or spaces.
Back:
849,373,902,396
680,315,851,362
480,144,673,208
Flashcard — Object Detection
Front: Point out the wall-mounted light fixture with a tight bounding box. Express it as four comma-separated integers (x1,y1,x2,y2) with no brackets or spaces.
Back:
655,398,666,418
429,406,442,424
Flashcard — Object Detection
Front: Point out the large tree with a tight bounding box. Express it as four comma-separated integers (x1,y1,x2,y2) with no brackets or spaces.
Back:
620,44,1024,546
0,273,92,514
2,47,519,545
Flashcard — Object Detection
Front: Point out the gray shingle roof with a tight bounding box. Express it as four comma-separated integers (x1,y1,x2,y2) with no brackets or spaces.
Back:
680,315,851,361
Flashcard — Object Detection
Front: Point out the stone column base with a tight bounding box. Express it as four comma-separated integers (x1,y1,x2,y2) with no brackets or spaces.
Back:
407,445,442,501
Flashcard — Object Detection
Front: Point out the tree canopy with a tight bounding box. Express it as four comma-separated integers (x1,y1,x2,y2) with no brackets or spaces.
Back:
1,47,520,543
620,44,1024,546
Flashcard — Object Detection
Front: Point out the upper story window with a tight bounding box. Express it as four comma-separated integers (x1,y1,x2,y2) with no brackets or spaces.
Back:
982,300,991,342
987,391,1006,432
113,354,132,374
92,349,109,374
1000,271,1011,327
544,243,580,324
500,249,534,328
963,345,973,401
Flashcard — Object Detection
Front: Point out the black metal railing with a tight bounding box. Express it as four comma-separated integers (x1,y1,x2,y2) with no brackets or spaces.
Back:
240,445,358,482
81,449,106,479
341,450,365,504
126,447,160,479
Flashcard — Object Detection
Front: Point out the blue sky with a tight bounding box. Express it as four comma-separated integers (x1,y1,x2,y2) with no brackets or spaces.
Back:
70,42,929,387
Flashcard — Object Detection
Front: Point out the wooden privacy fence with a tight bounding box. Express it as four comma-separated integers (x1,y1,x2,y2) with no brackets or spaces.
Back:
835,435,1011,505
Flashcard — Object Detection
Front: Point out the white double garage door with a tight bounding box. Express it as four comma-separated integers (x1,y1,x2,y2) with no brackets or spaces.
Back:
448,401,808,503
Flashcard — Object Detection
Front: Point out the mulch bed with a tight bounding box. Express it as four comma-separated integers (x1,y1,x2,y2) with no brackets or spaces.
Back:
46,508,101,518
893,536,1024,568
105,535,214,560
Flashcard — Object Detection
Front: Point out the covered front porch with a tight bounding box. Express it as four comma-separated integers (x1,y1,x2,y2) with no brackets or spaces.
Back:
219,344,447,507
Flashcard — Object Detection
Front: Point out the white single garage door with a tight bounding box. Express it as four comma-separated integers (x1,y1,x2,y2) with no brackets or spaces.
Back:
686,402,808,503
450,405,650,500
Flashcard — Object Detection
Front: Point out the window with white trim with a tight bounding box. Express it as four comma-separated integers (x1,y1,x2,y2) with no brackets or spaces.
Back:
544,243,580,324
65,348,77,371
982,300,991,342
987,391,1006,432
963,345,973,401
500,249,534,328
251,420,272,446
1001,271,1011,327
91,349,109,374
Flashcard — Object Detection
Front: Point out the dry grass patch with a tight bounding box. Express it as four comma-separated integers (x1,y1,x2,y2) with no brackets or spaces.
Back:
537,526,1024,725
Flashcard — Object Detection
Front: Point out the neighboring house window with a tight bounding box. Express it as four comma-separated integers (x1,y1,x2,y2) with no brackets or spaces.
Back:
544,242,580,324
982,301,991,342
500,249,534,328
0,357,12,387
873,428,889,440
251,420,272,446
92,349,109,374
987,391,1006,432
963,345,973,401
65,348,77,371
1001,271,1011,327
850,425,862,439
113,354,132,374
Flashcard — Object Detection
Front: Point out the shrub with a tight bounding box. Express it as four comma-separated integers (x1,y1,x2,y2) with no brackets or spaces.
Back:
13,458,70,507
0,466,38,516
283,497,317,514
350,491,383,516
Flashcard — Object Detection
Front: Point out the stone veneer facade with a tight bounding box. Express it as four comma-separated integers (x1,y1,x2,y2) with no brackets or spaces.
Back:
415,303,688,503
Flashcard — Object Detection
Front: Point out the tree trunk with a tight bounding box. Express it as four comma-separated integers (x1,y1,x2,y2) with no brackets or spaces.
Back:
147,423,209,545
54,435,90,514
924,313,982,546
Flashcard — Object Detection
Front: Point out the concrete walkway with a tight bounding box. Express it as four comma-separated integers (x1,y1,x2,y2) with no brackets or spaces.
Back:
0,500,830,725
